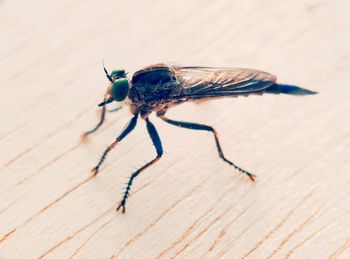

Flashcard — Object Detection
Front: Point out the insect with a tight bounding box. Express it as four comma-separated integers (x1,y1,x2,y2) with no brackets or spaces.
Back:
83,63,317,213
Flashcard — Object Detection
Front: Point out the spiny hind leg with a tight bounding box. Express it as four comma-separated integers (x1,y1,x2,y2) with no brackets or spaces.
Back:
157,112,255,181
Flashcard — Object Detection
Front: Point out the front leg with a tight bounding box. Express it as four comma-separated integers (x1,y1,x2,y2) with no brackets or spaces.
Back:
83,98,108,138
82,97,122,138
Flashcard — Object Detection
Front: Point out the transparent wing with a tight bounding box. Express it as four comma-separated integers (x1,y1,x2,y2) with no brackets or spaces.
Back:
172,66,277,99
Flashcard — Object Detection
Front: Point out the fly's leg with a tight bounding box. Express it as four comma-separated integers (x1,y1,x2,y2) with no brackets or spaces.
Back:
82,104,107,139
92,113,138,175
108,106,122,113
117,118,163,213
82,98,122,138
82,96,112,139
158,113,256,181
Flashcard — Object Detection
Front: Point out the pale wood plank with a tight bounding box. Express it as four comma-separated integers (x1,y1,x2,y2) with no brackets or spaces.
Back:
1,0,349,258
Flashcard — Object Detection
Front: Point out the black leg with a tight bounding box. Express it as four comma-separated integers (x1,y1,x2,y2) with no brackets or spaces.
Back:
92,113,139,175
83,97,111,138
158,114,256,181
83,105,107,138
108,106,122,113
117,118,163,213
83,97,122,137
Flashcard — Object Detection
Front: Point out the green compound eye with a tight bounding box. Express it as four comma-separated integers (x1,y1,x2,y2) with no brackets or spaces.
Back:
111,78,129,101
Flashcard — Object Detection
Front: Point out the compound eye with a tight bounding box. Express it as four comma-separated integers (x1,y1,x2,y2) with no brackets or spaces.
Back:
111,78,129,101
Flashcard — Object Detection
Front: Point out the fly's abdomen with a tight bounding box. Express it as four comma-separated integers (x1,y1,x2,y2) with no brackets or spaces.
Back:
265,84,318,95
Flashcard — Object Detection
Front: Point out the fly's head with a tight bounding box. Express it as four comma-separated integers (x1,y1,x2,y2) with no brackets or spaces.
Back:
98,65,129,107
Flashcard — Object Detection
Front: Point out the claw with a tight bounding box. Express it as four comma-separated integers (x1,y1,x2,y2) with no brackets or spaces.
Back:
91,167,99,176
247,173,257,182
80,133,90,143
116,202,126,213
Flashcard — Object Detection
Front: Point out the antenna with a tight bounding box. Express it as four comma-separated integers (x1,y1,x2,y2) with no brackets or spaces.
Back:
102,60,113,83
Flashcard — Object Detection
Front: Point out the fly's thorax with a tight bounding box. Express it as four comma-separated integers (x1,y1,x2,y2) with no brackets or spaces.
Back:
130,64,180,101
127,63,188,113
128,84,142,102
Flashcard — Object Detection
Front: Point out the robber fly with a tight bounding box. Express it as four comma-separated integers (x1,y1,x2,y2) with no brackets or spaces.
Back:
83,63,317,213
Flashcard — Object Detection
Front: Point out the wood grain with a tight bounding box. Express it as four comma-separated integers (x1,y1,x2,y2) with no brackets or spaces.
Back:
1,0,349,258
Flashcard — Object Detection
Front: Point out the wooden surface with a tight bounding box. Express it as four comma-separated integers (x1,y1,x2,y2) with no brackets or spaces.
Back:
1,0,349,258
